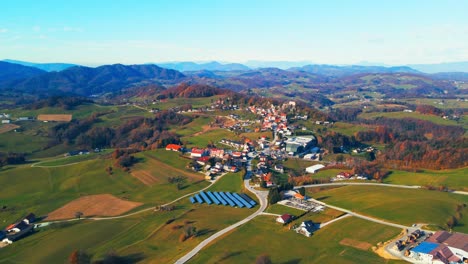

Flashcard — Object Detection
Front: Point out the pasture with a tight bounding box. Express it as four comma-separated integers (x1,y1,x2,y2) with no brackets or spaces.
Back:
307,185,468,233
188,216,404,264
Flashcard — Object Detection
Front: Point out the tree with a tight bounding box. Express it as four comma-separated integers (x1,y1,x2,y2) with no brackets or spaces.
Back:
75,211,84,219
68,249,91,264
267,188,281,205
255,254,272,264
298,187,306,196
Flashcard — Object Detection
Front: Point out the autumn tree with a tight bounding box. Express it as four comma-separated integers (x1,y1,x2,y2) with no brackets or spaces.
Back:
68,249,91,264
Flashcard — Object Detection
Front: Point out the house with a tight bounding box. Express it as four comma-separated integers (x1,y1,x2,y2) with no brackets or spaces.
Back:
305,164,325,174
23,213,36,225
1,120,10,124
232,151,242,158
166,144,182,152
209,148,224,158
223,165,238,173
294,193,305,200
191,148,207,158
276,214,294,224
295,221,315,237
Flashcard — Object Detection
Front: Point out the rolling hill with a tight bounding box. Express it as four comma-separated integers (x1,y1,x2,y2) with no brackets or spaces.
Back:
289,64,421,77
0,64,186,97
156,61,250,72
0,61,46,81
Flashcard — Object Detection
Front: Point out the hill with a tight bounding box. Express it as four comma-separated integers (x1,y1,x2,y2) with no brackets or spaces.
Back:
408,61,468,73
156,61,250,72
0,61,46,81
0,64,186,97
2,59,77,72
289,64,421,77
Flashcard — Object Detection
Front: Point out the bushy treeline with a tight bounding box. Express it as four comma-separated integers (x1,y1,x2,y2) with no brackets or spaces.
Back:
24,96,93,110
48,110,191,150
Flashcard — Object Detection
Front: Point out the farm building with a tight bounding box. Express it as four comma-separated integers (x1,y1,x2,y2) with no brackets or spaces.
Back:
410,231,468,263
165,144,182,152
305,164,325,174
276,214,293,224
37,114,72,122
284,135,316,155
191,148,207,158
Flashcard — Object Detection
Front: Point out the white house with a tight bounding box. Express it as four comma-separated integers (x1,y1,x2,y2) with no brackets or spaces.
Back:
276,214,293,224
305,164,325,174
295,221,315,237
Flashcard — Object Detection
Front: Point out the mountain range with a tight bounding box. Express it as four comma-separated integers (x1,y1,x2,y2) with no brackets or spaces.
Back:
0,60,465,100
2,59,77,72
155,61,250,72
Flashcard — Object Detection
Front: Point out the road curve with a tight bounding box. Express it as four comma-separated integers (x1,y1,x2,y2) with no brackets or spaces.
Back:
175,177,268,264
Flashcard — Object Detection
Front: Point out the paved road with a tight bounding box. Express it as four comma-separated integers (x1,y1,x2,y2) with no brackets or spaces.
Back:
175,159,269,264
307,197,410,229
318,214,351,228
296,182,422,190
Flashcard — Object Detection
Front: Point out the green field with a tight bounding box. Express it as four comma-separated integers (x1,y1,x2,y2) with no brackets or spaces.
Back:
307,185,468,232
189,216,404,264
33,150,111,167
383,167,468,191
265,204,344,224
0,150,209,225
359,111,461,126
182,128,238,148
208,172,245,193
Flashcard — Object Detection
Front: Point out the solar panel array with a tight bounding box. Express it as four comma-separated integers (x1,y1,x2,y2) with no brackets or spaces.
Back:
189,191,256,208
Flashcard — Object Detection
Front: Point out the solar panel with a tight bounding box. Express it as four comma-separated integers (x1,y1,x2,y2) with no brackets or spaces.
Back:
206,191,220,205
199,191,212,204
240,193,256,206
219,192,235,207
213,192,227,205
194,194,203,204
233,193,253,208
225,192,244,208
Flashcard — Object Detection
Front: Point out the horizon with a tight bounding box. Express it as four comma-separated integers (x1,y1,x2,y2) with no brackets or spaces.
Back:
1,0,467,65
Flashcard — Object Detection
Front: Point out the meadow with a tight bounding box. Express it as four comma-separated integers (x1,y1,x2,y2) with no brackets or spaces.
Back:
188,216,404,264
306,185,468,232
383,167,468,191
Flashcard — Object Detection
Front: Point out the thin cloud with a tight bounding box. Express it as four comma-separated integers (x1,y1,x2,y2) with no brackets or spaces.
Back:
32,25,41,32
0,28,8,33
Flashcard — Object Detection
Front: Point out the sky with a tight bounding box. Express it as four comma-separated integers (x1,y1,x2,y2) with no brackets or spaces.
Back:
1,0,467,66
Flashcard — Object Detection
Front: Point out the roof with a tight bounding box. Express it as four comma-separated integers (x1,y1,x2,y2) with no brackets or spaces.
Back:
294,193,305,200
306,164,325,171
280,214,293,222
443,232,468,251
426,231,452,243
412,242,440,254
191,148,205,154
166,144,181,150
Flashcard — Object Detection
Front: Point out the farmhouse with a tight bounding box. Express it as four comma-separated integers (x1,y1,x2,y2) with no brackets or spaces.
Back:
37,114,72,122
295,221,315,237
2,213,36,244
276,214,294,224
305,164,325,174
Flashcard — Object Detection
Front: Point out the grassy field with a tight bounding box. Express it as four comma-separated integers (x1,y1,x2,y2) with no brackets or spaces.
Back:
359,111,460,126
188,216,404,264
174,116,214,137
306,185,468,232
33,150,112,167
208,172,245,193
182,128,238,148
383,167,468,191
0,149,209,225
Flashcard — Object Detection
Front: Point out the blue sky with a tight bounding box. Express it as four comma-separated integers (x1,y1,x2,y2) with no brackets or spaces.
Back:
1,0,467,65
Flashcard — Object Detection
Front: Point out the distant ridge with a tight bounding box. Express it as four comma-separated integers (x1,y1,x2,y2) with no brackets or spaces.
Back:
289,64,421,77
2,59,77,72
0,61,46,81
155,61,250,72
0,63,186,97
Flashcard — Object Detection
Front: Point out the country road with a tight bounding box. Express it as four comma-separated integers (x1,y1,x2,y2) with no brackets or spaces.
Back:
175,178,268,264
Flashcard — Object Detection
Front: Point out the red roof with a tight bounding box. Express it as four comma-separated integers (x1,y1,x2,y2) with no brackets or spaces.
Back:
198,156,210,162
280,214,293,222
166,144,182,150
191,148,205,154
